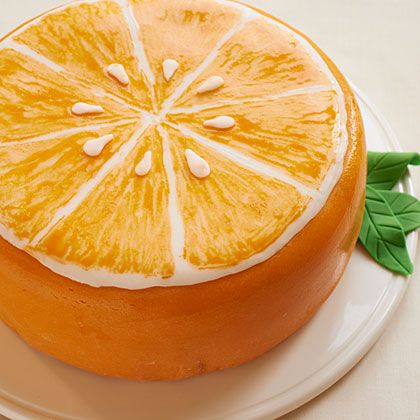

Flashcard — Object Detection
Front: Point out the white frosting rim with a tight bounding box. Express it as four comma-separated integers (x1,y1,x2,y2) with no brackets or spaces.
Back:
0,0,349,289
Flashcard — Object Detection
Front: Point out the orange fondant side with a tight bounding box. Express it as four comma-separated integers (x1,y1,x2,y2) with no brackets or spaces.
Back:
0,9,366,380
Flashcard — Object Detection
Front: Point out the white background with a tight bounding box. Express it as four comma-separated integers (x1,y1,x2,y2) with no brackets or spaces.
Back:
0,1,419,419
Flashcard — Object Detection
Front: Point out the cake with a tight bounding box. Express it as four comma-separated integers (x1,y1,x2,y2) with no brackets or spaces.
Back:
0,0,366,380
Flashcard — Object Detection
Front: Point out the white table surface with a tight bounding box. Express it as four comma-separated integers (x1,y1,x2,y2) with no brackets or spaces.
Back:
0,1,419,419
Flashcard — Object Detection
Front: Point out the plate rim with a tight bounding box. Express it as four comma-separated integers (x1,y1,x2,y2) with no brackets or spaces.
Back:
0,85,417,420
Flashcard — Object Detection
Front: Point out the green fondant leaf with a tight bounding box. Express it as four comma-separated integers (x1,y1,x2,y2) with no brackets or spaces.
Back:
380,190,420,234
359,185,413,275
367,151,420,190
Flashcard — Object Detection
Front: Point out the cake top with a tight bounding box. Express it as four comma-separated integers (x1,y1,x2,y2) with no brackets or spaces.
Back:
0,0,348,289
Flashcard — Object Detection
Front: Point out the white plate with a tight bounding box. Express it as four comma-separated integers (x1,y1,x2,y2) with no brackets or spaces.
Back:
0,3,418,420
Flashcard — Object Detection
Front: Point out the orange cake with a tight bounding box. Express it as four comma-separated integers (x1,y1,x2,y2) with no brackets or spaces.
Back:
0,0,365,380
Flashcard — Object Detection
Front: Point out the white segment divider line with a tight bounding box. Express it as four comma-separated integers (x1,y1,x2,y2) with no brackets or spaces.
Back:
169,85,333,115
157,125,190,275
255,13,350,192
0,119,139,147
2,39,65,72
118,0,156,87
90,93,142,113
2,40,143,114
30,118,153,246
159,13,253,116
166,122,318,198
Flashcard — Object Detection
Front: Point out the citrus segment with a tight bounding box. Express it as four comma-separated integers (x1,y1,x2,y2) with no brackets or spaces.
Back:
175,18,331,108
0,123,137,243
13,1,153,109
0,48,139,143
168,90,340,188
164,124,310,269
35,127,174,277
129,0,242,106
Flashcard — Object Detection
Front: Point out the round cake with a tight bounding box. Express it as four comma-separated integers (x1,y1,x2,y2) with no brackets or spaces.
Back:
0,0,366,380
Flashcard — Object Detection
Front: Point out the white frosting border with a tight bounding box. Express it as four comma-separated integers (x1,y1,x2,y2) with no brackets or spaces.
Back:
0,0,349,289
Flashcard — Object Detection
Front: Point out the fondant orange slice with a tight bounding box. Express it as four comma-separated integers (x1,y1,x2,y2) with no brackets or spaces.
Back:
0,0,349,288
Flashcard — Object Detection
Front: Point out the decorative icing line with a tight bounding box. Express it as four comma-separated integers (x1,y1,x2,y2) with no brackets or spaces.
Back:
1,39,64,72
166,122,317,197
163,59,180,82
170,85,332,115
157,125,190,275
197,76,225,94
135,150,152,176
120,0,156,87
106,63,130,86
71,102,105,116
30,121,152,246
0,119,137,147
204,116,236,130
83,134,114,157
185,149,211,179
